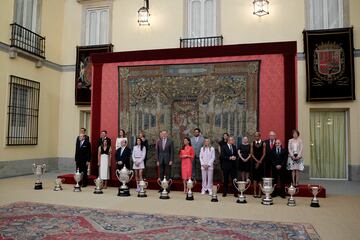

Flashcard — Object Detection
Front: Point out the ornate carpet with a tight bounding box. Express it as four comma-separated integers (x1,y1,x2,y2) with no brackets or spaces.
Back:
0,202,319,240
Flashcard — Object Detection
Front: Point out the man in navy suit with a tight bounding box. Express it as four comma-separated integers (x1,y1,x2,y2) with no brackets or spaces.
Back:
115,139,131,170
75,133,91,187
220,136,238,197
271,139,287,198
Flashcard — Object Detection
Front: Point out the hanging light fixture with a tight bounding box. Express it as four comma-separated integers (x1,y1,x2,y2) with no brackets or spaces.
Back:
253,0,269,17
138,0,150,26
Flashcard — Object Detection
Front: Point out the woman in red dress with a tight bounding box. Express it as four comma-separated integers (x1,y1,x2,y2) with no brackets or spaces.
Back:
179,137,195,192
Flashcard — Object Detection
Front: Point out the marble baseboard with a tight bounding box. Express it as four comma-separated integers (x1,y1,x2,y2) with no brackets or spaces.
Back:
58,157,76,172
0,158,58,179
349,165,360,181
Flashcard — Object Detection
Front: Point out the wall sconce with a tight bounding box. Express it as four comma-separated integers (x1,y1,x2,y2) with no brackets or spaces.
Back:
253,0,269,17
138,0,150,26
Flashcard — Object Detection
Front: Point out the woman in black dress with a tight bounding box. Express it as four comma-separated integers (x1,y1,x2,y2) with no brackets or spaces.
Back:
238,136,251,181
251,132,266,197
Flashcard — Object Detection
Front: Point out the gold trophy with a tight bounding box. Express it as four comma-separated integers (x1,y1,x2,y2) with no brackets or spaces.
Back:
285,184,299,207
308,184,323,208
32,163,46,190
138,179,148,197
93,177,104,194
233,179,251,203
157,176,172,199
259,177,276,205
210,184,220,202
53,178,64,191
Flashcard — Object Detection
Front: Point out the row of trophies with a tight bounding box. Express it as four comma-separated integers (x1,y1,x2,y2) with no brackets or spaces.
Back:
33,163,323,208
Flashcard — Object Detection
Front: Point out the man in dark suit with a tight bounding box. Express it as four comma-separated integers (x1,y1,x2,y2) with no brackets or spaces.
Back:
264,131,277,177
98,130,112,147
271,139,287,198
75,133,91,187
115,139,131,169
156,130,174,180
220,136,238,197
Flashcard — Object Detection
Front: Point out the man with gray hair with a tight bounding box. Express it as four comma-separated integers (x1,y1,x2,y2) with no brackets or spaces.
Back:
156,130,174,180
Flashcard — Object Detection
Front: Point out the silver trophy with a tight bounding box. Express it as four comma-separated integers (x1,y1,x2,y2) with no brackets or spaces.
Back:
233,179,251,204
53,178,64,191
308,184,322,208
259,177,276,205
186,179,196,200
285,184,299,207
93,177,104,194
73,169,83,192
32,163,46,190
210,184,220,202
157,176,173,199
138,179,148,197
116,166,134,196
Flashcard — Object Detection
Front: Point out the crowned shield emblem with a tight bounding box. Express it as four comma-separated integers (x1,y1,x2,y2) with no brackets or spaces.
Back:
315,49,341,76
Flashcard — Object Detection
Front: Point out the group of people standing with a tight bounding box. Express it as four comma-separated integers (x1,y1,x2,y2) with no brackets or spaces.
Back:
75,127,304,198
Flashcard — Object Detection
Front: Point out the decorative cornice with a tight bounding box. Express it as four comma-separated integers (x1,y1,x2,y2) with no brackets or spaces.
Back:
1,41,359,68
0,41,75,72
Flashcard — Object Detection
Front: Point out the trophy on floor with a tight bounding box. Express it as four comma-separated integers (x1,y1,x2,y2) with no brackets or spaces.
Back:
157,176,172,199
116,166,134,196
233,179,251,204
259,177,276,205
186,178,196,200
138,179,148,197
93,177,104,194
73,169,83,192
53,178,64,191
211,184,220,202
32,163,46,190
285,184,299,207
308,184,322,208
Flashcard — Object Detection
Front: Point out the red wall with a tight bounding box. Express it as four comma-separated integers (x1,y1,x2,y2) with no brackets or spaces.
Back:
90,42,297,177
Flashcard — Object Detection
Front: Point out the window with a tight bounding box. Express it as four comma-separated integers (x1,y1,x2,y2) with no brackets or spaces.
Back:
7,76,40,145
306,0,349,30
14,0,41,33
85,7,110,45
187,0,217,38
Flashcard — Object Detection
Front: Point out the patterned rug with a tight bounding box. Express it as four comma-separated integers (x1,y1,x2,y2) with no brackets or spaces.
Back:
0,202,320,240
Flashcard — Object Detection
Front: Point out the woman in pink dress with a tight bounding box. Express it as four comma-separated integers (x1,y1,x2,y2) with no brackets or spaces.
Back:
179,137,195,192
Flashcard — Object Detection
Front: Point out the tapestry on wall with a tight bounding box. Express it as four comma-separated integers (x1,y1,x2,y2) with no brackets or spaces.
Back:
303,27,355,101
75,44,113,105
118,61,260,179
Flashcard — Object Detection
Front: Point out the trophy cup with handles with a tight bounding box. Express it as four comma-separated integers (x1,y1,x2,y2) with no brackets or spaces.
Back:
285,184,299,207
53,178,64,191
186,178,196,200
308,184,323,208
157,176,172,199
93,177,104,194
259,177,276,205
32,163,46,190
210,184,220,202
138,179,148,197
233,179,251,203
116,166,134,196
73,169,83,192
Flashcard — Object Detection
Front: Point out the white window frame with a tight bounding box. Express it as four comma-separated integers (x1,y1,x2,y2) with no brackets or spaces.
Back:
81,1,113,46
13,0,42,33
186,0,219,38
305,0,349,30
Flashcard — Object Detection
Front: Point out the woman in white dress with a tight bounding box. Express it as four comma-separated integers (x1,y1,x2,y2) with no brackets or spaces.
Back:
132,137,146,192
98,138,111,188
199,138,215,195
287,129,304,187
115,129,128,150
